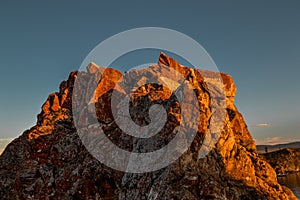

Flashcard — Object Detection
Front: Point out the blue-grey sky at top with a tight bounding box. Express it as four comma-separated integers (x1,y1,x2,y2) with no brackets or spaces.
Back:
0,0,299,144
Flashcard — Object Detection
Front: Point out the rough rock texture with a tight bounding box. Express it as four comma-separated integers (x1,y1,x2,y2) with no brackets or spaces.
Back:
0,53,297,199
261,148,300,174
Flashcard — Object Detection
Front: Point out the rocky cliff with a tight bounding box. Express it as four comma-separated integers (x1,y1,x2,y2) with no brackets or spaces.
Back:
261,148,300,174
0,53,296,199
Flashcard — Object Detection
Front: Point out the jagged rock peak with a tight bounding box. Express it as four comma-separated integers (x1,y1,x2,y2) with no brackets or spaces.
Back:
0,53,296,199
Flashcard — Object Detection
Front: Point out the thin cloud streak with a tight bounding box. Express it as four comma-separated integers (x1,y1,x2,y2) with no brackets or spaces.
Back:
253,123,271,128
0,138,15,141
255,136,297,145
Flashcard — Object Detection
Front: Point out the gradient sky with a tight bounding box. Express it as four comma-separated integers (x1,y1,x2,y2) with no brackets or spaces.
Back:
0,1,299,145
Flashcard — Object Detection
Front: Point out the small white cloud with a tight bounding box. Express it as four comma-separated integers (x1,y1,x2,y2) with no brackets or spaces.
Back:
254,123,271,128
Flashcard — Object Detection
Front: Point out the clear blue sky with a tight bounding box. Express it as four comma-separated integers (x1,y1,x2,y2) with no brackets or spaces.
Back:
0,1,299,144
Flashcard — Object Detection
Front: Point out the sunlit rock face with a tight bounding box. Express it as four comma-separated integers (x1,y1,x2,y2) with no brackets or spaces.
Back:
0,53,297,199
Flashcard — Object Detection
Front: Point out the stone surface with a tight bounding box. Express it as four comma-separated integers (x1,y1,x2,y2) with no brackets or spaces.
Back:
0,53,297,199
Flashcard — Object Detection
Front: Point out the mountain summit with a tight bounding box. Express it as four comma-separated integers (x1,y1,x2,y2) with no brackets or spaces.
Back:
0,53,296,199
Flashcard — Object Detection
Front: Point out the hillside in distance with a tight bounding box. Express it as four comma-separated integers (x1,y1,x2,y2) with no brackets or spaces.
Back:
260,148,300,174
257,142,300,154
0,53,297,199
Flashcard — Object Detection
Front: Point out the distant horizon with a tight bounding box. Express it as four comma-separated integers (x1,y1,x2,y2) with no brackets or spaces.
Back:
255,140,300,146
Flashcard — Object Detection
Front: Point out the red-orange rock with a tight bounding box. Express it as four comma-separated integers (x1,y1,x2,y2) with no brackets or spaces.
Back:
90,68,123,103
49,93,60,111
158,52,190,77
0,53,296,200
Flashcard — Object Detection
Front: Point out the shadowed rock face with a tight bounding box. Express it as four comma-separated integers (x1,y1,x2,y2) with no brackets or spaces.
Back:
0,53,296,199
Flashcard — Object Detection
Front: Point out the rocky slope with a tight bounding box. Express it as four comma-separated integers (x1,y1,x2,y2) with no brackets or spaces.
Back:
0,53,297,199
260,148,300,174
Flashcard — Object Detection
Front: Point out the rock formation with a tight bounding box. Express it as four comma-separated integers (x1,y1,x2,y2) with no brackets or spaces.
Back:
261,148,300,174
0,53,297,199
